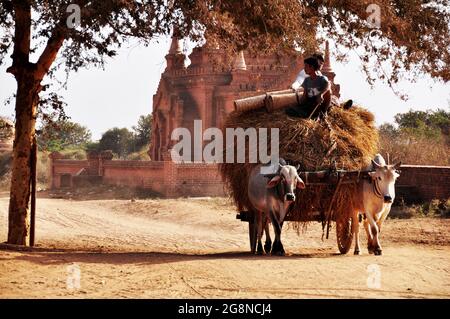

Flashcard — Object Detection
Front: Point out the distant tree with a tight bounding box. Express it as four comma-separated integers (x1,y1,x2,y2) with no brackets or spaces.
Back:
394,109,450,141
378,123,397,139
379,109,450,165
98,127,134,159
421,109,449,137
395,109,449,130
84,141,101,153
37,120,92,151
394,110,428,130
132,114,152,149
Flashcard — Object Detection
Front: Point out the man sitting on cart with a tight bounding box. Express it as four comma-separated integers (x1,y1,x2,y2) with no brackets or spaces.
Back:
291,53,327,90
286,56,331,119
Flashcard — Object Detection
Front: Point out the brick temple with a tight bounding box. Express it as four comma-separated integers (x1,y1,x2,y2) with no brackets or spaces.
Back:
150,37,339,161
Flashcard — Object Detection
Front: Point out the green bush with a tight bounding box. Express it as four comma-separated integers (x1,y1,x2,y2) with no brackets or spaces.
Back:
126,145,150,160
36,151,49,187
85,141,100,153
60,148,87,160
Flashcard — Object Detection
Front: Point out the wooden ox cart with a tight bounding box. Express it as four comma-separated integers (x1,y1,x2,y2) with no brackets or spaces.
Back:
236,167,373,254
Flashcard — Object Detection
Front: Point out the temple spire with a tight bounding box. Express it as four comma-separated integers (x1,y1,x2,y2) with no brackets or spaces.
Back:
322,40,333,73
165,28,185,70
168,29,182,55
233,51,247,71
321,40,340,98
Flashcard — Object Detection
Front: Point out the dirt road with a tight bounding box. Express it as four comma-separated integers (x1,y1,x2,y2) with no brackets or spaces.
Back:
0,195,449,298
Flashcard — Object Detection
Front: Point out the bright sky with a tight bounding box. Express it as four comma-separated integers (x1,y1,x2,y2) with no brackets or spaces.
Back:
1,36,449,140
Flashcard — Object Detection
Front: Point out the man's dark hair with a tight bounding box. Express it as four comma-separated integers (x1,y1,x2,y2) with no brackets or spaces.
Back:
304,57,320,71
312,53,325,64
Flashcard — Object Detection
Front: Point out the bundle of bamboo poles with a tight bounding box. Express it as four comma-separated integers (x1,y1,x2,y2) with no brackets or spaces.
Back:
234,89,303,113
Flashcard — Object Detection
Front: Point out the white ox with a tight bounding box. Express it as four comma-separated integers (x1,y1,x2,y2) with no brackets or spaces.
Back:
352,154,401,255
248,162,305,255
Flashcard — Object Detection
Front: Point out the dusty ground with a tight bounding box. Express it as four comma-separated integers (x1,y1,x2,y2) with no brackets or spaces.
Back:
0,191,449,299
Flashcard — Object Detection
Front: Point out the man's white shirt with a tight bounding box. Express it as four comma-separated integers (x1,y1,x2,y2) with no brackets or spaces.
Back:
291,70,327,90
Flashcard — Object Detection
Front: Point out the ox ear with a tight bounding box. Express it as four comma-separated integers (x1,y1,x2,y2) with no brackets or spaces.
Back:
393,162,402,170
277,163,283,173
267,175,281,188
296,177,306,189
295,164,301,171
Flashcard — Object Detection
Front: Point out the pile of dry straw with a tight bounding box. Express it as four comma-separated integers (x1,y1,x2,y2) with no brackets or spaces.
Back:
219,105,379,229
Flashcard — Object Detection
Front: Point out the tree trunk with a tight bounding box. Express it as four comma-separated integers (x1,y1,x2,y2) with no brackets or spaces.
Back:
6,0,65,245
7,75,40,245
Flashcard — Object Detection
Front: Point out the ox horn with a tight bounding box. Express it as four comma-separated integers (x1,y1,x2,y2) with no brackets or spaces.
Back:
371,160,382,169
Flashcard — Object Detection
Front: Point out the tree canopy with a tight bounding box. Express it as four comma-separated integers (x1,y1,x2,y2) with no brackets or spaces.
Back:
132,114,152,150
97,127,134,159
379,109,450,165
394,109,450,138
89,114,151,159
1,0,449,88
37,119,92,151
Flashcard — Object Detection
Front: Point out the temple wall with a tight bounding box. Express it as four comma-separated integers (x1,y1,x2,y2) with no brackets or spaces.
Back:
395,165,450,204
50,155,224,197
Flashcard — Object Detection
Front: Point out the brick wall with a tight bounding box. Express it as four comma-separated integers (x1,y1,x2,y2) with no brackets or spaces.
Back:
49,154,448,202
49,152,224,197
395,165,450,204
102,161,166,194
50,160,88,188
172,162,225,197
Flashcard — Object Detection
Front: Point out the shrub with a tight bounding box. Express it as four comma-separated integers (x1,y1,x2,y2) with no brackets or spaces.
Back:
389,198,450,219
126,145,150,160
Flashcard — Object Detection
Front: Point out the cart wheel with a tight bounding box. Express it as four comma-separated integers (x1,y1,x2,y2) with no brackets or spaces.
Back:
336,216,354,254
248,211,257,253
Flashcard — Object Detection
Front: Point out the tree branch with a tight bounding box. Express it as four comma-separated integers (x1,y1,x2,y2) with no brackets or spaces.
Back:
35,0,91,81
35,26,66,81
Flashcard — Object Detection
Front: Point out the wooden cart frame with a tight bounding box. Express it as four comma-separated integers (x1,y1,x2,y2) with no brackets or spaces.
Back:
236,168,372,254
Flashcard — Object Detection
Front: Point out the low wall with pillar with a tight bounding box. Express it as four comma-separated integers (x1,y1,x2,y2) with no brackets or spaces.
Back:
49,152,449,201
48,151,225,197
